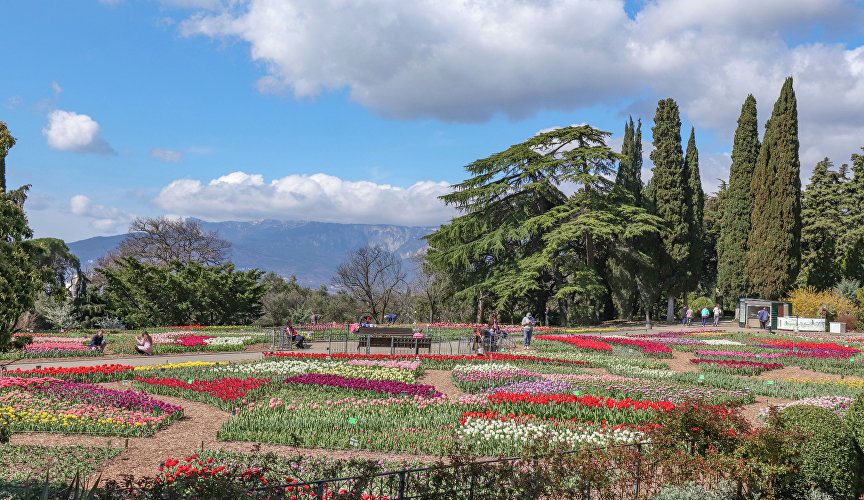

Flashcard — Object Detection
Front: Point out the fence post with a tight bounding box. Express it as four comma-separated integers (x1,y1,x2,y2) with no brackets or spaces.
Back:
634,443,642,499
398,471,407,499
315,481,325,499
390,336,395,356
468,471,475,500
366,335,371,355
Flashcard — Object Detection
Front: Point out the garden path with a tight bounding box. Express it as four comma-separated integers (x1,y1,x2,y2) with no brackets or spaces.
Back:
416,370,465,399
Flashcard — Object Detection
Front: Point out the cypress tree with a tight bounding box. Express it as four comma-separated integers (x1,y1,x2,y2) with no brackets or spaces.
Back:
840,148,864,279
616,117,642,202
718,95,759,305
649,98,689,321
609,117,644,320
799,158,842,288
747,77,801,299
0,121,16,193
682,127,704,294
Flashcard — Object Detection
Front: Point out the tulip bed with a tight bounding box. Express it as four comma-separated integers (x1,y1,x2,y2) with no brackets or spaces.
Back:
0,377,182,437
690,359,783,375
0,444,122,485
133,376,270,410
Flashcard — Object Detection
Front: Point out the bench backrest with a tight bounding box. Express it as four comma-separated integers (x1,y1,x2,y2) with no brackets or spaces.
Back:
356,327,414,336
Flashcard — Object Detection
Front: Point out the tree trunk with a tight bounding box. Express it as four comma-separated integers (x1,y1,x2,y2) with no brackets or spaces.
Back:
476,296,484,324
557,299,568,327
666,295,676,323
645,308,652,330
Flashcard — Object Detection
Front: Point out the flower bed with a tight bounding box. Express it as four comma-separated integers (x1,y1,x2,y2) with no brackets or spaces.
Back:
283,374,438,398
749,338,860,353
759,396,855,418
451,363,540,393
2,364,136,383
134,376,270,409
458,411,646,455
0,378,181,437
262,351,587,368
690,358,783,375
534,335,612,351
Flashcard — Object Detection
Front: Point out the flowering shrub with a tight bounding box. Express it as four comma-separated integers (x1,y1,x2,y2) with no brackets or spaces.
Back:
759,396,856,418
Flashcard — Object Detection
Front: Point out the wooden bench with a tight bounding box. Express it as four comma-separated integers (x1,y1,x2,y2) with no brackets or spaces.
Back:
355,328,433,354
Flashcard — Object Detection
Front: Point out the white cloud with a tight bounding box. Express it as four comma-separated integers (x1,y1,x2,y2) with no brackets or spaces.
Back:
176,0,864,175
4,96,22,110
150,147,184,162
69,195,134,233
51,81,63,96
153,171,454,226
42,110,115,154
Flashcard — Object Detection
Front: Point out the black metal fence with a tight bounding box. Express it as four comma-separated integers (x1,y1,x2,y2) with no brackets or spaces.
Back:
244,445,647,500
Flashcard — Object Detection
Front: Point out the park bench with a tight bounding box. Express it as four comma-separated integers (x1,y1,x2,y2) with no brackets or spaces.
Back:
355,327,433,354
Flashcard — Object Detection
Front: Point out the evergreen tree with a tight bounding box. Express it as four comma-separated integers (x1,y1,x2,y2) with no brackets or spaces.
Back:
798,158,842,288
0,121,15,193
840,147,864,279
0,122,39,348
747,77,802,299
608,117,644,320
616,117,642,203
649,98,690,321
718,95,759,305
701,182,726,297
682,127,704,294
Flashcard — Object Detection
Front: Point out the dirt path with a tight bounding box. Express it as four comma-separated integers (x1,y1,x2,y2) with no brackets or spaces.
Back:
663,350,699,372
416,369,465,399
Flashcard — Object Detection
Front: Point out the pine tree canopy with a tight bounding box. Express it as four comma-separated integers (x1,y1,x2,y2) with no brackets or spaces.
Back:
718,94,759,304
747,77,802,300
615,117,642,202
426,125,659,321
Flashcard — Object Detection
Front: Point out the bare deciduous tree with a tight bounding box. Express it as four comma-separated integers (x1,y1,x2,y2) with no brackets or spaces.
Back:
332,246,406,323
117,216,231,266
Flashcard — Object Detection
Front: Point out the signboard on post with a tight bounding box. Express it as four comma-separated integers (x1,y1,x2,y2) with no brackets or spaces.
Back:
777,317,825,332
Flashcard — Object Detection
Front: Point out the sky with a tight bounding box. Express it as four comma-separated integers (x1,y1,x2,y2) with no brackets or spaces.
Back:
2,0,864,242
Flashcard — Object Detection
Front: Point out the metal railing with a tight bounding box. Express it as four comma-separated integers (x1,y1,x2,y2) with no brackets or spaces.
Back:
244,444,647,499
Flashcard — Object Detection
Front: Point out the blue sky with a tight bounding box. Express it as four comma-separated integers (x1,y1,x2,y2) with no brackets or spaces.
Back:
2,0,863,242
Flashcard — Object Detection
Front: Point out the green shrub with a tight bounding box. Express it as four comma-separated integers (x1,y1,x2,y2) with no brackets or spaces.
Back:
844,392,864,455
777,405,864,500
11,334,32,350
688,296,715,315
650,480,736,500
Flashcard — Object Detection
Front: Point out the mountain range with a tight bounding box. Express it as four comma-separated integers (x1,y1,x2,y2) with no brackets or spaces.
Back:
67,219,437,287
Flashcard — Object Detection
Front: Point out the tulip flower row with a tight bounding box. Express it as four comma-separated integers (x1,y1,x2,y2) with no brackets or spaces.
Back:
690,358,783,375
0,378,182,437
283,374,438,398
134,376,271,409
533,335,613,351
749,338,860,353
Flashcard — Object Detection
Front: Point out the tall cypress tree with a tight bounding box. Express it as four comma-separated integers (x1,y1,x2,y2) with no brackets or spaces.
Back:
799,158,842,288
649,98,689,321
682,127,704,294
718,95,759,305
609,117,644,320
747,77,801,299
616,117,642,203
0,121,16,193
840,147,864,279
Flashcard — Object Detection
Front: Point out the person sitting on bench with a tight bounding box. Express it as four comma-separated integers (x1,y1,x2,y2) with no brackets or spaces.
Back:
286,321,306,349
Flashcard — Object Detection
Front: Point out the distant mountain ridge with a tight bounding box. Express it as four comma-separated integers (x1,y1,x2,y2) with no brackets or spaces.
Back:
67,219,436,287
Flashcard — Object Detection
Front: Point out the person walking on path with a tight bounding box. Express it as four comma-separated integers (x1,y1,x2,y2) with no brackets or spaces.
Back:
686,307,694,326
521,312,535,348
713,304,722,327
681,307,689,325
544,307,550,327
757,307,770,330
700,307,710,326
